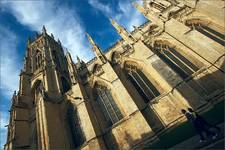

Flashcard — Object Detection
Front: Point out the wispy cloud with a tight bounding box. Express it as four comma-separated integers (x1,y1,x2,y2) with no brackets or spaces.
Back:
88,0,113,15
117,0,145,31
88,0,146,31
0,0,93,61
0,26,20,97
0,26,19,149
0,111,9,130
0,111,9,149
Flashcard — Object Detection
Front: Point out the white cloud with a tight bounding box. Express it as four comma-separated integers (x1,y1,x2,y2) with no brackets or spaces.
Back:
117,0,145,31
88,0,113,15
0,27,20,97
0,25,18,149
0,111,9,150
0,0,93,61
88,0,146,31
0,111,9,130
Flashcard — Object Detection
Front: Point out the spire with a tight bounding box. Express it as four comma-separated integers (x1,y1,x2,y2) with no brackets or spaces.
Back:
76,55,82,69
132,2,146,14
66,52,77,84
57,38,61,45
86,33,96,47
12,90,17,102
109,18,136,45
76,55,86,70
66,51,73,64
77,55,81,64
27,37,31,45
132,2,164,28
42,25,47,35
35,32,39,38
13,90,16,96
51,33,54,39
86,33,107,63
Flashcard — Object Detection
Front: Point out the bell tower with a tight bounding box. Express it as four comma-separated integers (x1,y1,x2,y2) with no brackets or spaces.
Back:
6,26,72,150
25,26,71,99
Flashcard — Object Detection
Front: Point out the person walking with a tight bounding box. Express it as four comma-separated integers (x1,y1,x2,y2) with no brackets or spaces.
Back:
187,108,220,134
181,109,217,143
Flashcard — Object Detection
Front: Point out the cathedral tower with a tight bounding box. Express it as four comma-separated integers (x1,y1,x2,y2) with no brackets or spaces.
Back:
4,1,224,149
5,26,73,149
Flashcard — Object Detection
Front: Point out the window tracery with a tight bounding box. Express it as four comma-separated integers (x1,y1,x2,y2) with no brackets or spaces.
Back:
186,20,225,46
124,64,160,103
153,43,199,79
67,104,86,148
94,84,123,126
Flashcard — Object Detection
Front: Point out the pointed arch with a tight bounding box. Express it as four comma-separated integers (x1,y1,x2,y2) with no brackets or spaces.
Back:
123,60,160,103
67,102,86,148
36,51,42,69
30,79,42,149
52,50,61,68
32,49,42,72
61,76,71,94
31,80,43,105
152,40,200,79
120,60,165,132
185,18,225,46
92,64,100,73
92,82,123,128
111,51,121,65
147,0,171,13
31,80,42,93
92,63,104,76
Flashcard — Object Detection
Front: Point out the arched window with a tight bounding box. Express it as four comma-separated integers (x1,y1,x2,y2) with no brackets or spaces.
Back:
35,51,42,70
153,43,199,79
61,77,71,94
33,81,43,105
53,50,61,68
186,20,225,46
111,51,121,65
94,84,123,126
92,64,104,76
124,63,160,103
30,80,42,149
67,104,86,148
150,1,166,12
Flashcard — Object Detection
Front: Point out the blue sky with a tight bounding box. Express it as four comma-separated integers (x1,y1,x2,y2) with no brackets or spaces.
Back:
0,0,146,148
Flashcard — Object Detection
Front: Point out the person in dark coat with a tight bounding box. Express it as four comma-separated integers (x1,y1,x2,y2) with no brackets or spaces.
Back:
181,109,217,142
187,108,220,133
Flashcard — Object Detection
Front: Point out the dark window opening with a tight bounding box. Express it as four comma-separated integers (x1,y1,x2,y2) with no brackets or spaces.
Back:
95,84,123,127
53,50,61,68
125,65,160,103
153,44,199,79
67,105,86,148
61,77,71,93
188,23,225,46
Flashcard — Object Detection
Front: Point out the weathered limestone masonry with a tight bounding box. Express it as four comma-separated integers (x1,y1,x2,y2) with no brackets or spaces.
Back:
4,0,225,149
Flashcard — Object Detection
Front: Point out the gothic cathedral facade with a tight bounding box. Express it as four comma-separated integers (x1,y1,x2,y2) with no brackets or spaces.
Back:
4,0,225,149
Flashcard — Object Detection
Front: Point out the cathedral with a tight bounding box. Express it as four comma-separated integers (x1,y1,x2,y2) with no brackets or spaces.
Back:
4,0,225,149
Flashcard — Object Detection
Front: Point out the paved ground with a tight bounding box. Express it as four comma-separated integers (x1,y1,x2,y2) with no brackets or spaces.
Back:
142,101,224,150
169,123,224,150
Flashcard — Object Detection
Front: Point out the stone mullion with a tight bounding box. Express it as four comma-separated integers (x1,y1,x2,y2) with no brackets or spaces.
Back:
35,101,42,150
128,71,150,101
100,89,117,123
97,89,114,124
104,89,120,123
40,98,49,150
135,69,158,98
165,47,196,74
159,48,190,78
